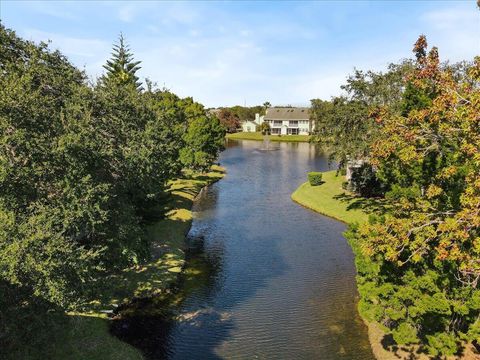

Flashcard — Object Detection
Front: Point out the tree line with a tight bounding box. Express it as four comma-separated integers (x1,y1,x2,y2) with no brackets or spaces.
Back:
0,24,225,322
311,36,480,356
216,103,272,133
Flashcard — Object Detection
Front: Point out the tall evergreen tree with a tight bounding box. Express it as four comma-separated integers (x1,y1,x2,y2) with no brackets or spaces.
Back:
103,33,142,89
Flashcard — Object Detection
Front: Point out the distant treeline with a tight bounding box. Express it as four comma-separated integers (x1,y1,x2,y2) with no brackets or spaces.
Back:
212,105,263,132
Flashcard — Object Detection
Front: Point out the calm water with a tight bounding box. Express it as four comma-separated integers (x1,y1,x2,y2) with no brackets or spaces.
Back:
116,140,374,359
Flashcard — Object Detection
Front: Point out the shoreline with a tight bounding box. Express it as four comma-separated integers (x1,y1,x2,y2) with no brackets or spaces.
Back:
291,171,478,360
19,166,227,360
290,171,392,360
111,165,226,314
226,131,311,142
107,165,227,357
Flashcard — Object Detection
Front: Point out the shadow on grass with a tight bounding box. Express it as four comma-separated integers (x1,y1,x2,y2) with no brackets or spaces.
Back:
333,192,389,215
0,281,141,360
110,241,231,360
79,167,226,315
378,328,478,359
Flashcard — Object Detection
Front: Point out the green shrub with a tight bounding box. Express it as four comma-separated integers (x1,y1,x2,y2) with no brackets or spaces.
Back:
308,172,323,186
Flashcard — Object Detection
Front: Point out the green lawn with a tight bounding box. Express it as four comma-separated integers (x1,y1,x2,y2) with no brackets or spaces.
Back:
291,170,387,224
6,166,225,360
226,131,310,142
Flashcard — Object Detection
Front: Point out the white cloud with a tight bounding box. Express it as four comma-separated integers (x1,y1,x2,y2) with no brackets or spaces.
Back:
421,6,480,62
23,29,108,57
9,1,479,107
118,5,136,23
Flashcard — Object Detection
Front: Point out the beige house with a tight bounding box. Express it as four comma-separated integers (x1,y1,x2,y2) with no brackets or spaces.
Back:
263,107,312,135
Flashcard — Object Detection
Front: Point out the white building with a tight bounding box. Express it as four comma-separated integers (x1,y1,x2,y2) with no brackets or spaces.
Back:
263,107,312,135
241,113,265,132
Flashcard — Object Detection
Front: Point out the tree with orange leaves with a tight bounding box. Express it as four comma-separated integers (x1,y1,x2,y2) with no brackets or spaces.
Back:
348,36,480,356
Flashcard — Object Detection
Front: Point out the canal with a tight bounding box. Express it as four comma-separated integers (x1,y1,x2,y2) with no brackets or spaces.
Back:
116,139,373,359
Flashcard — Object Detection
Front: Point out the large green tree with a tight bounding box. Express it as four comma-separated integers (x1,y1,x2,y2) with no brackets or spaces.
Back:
0,25,225,313
0,26,104,307
180,99,225,171
311,61,413,166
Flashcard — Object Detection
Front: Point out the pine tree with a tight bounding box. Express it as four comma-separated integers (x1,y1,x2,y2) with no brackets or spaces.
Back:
103,33,142,89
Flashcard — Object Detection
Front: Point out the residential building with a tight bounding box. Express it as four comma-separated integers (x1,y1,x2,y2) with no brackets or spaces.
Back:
241,113,265,132
263,107,312,135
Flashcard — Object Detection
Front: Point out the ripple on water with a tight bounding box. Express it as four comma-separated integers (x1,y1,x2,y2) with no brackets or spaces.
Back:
117,140,374,360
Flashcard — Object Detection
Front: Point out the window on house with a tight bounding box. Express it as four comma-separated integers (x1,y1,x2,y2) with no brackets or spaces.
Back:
273,120,282,126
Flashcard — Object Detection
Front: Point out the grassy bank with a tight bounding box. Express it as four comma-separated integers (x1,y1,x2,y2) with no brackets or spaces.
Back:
291,170,386,224
226,131,310,142
83,165,226,314
7,166,225,360
291,171,478,359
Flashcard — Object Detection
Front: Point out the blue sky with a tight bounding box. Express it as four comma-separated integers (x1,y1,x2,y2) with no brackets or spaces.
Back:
1,1,479,107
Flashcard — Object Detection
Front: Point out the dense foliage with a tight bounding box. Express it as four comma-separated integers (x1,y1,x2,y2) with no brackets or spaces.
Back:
349,163,384,197
311,61,412,167
227,105,264,122
346,36,480,356
257,121,271,134
0,26,225,314
217,108,241,133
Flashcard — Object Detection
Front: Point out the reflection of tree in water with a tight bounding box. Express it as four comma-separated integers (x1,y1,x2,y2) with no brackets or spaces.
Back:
110,238,226,360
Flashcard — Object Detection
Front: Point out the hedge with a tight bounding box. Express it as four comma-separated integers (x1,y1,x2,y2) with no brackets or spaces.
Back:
308,172,323,186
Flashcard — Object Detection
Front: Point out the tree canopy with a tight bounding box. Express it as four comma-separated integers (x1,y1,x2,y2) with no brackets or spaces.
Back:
0,25,225,318
217,108,241,133
346,36,480,356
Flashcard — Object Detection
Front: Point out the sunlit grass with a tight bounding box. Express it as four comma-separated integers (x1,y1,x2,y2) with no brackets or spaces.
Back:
81,165,225,314
291,170,386,224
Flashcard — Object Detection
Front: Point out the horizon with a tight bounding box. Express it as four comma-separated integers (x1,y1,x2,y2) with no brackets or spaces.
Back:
1,0,479,107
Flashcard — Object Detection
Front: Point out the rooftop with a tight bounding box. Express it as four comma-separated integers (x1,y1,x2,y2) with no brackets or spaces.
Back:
264,107,310,120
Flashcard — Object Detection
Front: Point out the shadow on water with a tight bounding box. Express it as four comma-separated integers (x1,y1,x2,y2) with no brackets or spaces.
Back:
111,140,374,360
110,220,288,360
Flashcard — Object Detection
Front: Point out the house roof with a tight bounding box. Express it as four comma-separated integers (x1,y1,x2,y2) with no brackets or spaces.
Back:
264,107,310,121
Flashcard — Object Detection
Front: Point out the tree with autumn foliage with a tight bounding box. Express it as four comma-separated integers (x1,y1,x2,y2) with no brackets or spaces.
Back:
347,36,480,356
217,108,241,133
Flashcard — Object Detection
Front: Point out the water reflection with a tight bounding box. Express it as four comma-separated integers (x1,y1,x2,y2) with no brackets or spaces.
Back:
114,140,373,359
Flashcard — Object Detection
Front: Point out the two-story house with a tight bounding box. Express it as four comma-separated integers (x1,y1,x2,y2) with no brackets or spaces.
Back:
263,107,312,135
